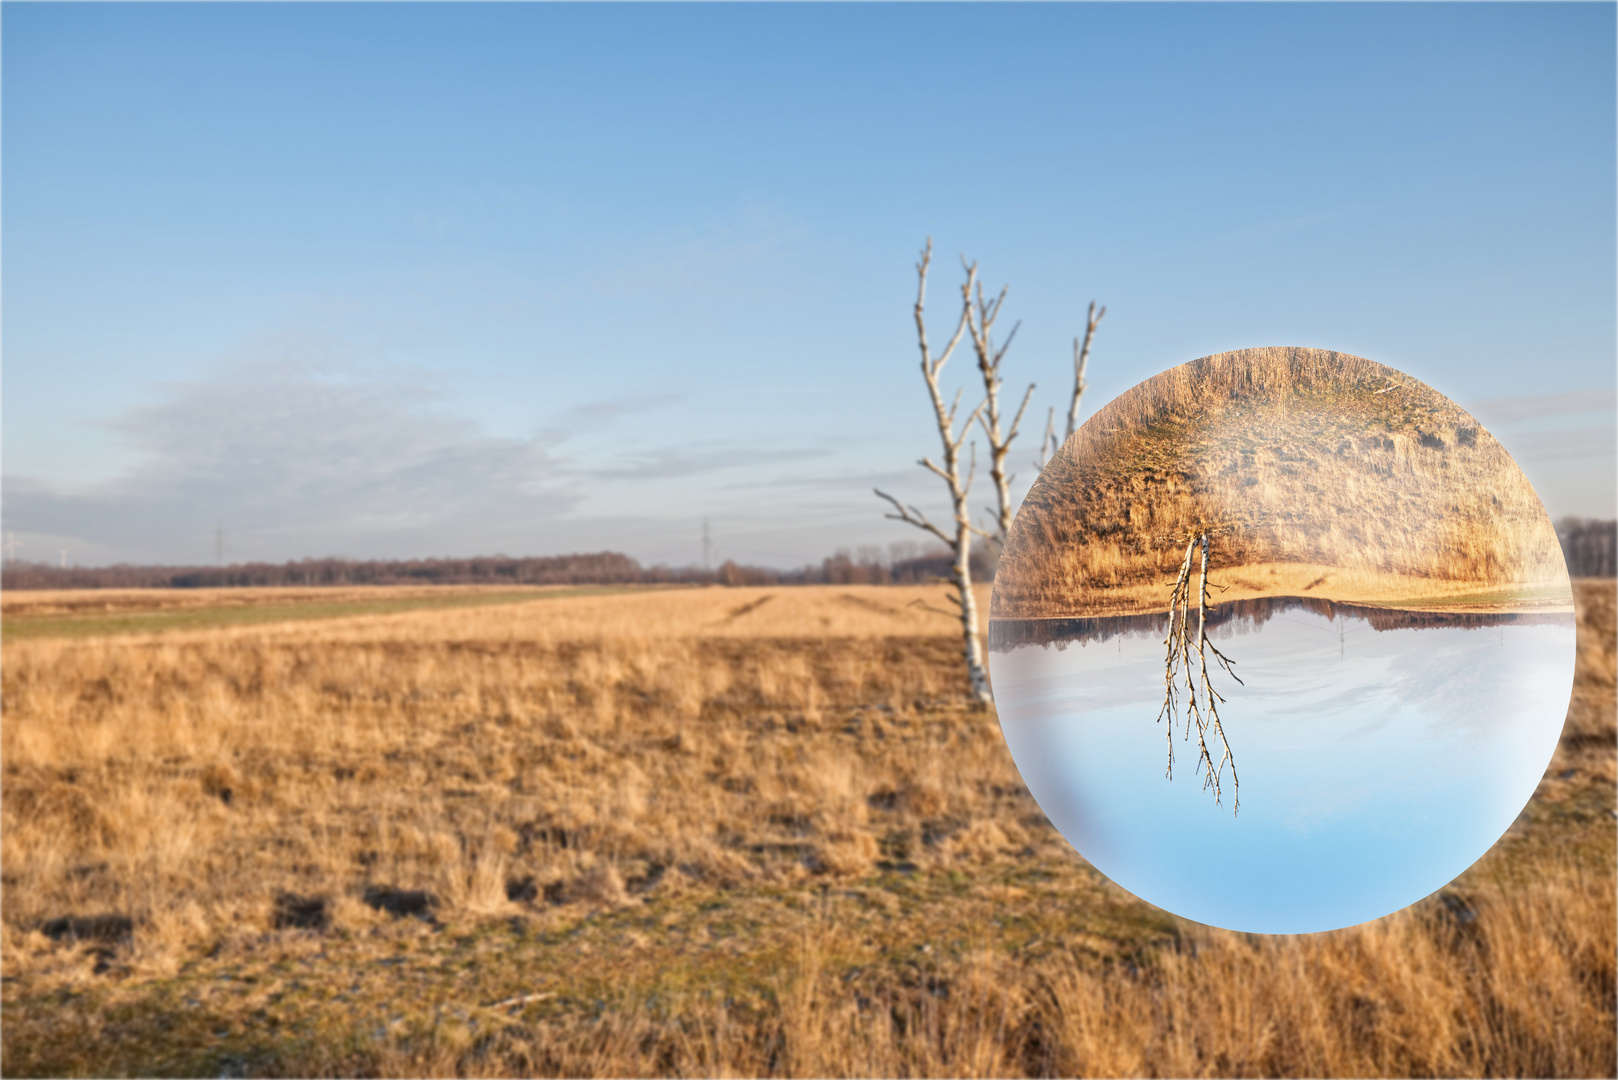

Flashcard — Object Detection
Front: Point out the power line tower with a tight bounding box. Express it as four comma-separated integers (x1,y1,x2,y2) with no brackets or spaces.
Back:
701,517,712,570
3,531,22,565
216,522,225,567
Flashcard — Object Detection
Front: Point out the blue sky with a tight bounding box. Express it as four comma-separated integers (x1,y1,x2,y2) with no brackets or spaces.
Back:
4,2,1613,568
993,612,1574,932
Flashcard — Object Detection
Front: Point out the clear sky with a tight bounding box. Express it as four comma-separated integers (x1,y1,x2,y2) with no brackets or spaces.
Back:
4,2,1613,569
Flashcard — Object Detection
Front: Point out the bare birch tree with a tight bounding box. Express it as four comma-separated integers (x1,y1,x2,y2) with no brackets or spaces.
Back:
964,266,1037,546
875,240,993,705
1156,529,1242,814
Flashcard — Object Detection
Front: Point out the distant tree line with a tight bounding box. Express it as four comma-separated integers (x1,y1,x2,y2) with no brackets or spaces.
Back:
2,552,676,590
1557,517,1617,578
0,543,996,591
716,544,996,587
5,520,1607,591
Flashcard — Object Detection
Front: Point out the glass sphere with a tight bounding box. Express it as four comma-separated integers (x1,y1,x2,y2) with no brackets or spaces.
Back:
988,347,1574,933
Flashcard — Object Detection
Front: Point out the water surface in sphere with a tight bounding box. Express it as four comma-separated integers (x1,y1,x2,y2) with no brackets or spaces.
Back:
989,348,1575,934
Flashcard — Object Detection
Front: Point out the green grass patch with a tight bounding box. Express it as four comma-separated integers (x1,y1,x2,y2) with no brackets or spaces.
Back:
1,586,651,642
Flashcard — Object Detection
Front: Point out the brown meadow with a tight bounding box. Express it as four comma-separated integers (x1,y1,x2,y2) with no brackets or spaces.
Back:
993,348,1569,620
2,581,1613,1077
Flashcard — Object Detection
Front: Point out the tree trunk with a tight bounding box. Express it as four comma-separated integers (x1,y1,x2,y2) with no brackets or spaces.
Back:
954,532,992,704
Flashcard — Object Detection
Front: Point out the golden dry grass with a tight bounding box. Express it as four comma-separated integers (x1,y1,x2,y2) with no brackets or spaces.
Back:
1,583,982,639
2,581,1612,1077
994,348,1569,620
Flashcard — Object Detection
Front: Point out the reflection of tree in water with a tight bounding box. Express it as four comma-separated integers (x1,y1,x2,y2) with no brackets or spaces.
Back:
1157,532,1242,814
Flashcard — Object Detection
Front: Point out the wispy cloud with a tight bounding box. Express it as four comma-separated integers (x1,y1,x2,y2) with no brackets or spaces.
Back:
0,357,865,565
2,358,581,562
1492,425,1617,463
556,393,683,424
535,392,684,446
720,466,931,493
579,443,833,482
1463,388,1617,466
1466,388,1616,427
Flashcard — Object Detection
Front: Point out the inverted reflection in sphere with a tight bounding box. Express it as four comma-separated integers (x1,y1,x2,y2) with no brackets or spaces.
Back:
988,348,1574,934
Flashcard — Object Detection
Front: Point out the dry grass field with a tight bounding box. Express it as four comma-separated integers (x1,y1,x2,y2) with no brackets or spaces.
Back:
994,348,1570,620
2,580,1613,1077
0,585,649,642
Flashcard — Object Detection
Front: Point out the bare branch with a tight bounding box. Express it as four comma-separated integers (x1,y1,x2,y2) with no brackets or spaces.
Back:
1155,537,1198,778
962,397,988,441
1007,382,1036,444
1195,534,1239,812
874,488,953,549
980,282,1008,331
993,320,1020,368
964,264,1031,546
1065,300,1105,440
1035,407,1057,472
905,598,956,618
916,240,972,386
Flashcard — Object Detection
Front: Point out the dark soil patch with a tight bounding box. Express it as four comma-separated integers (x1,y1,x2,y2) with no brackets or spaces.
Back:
272,893,329,931
40,914,132,945
362,886,438,921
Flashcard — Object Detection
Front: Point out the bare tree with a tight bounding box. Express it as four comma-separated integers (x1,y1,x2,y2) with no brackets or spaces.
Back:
1064,301,1105,441
1156,530,1242,814
964,265,1037,546
875,240,993,705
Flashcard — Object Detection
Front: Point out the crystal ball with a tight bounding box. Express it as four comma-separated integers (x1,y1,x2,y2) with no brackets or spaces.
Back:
989,347,1575,933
